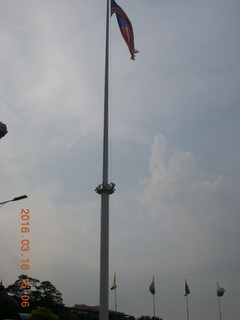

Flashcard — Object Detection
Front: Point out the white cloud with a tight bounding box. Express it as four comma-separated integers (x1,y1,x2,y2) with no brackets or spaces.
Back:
141,135,240,275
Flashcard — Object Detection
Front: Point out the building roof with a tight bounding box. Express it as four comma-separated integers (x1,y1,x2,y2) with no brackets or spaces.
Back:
72,304,99,312
71,304,125,316
5,313,30,320
18,313,31,320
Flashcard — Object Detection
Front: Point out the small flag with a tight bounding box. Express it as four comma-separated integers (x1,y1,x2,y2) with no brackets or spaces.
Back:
111,0,139,60
149,277,155,295
184,280,190,296
111,273,117,290
217,284,225,297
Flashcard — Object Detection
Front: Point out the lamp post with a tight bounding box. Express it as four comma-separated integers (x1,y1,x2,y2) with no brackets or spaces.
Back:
0,195,28,207
0,122,8,139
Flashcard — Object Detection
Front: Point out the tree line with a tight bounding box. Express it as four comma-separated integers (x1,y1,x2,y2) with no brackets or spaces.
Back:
6,275,162,320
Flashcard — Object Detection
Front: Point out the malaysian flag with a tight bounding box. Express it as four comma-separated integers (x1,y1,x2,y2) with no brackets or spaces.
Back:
111,0,139,60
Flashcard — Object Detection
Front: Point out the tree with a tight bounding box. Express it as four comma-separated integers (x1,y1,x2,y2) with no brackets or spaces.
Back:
37,281,63,305
35,281,64,315
5,275,65,314
5,274,40,298
67,312,79,320
29,306,58,320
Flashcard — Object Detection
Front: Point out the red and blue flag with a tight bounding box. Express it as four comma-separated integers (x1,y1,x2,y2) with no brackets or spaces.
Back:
111,0,138,60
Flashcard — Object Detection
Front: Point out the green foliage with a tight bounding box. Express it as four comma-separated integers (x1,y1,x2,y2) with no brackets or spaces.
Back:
6,274,40,297
67,312,80,320
29,306,58,320
37,281,63,305
5,275,65,315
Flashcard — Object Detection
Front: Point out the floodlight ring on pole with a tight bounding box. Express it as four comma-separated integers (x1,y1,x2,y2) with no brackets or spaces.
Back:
0,122,8,139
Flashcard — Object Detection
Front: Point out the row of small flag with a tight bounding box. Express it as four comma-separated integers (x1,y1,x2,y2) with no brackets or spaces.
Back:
150,278,225,298
111,274,225,297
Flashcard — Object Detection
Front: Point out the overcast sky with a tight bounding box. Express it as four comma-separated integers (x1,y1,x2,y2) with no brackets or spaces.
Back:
0,0,240,319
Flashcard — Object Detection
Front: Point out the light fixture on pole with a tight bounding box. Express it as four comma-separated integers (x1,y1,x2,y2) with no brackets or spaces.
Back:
0,195,28,207
0,122,8,139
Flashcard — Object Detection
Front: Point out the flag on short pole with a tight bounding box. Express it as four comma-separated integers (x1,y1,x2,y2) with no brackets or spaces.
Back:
149,277,155,295
184,280,190,296
111,273,117,290
217,284,225,297
111,0,139,60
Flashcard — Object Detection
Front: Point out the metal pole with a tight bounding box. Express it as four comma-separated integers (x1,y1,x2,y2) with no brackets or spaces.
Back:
186,295,190,320
100,190,109,320
115,285,117,313
153,293,156,318
95,1,115,320
218,296,222,320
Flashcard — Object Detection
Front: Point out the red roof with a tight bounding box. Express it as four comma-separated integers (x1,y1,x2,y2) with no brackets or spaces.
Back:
72,304,99,311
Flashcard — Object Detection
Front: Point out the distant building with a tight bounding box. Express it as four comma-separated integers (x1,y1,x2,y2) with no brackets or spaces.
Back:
71,304,135,320
5,314,30,320
17,314,31,320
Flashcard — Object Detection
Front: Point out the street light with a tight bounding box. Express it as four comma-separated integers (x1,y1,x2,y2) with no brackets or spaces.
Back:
0,195,28,207
0,122,8,139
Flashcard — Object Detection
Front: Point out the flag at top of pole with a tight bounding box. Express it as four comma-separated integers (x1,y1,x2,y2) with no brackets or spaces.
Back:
217,283,225,297
149,277,155,295
111,0,139,60
184,280,190,296
111,273,117,290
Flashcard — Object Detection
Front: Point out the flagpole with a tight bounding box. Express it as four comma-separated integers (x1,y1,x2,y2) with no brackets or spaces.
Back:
153,292,156,318
114,287,117,320
184,279,190,320
217,283,222,320
218,296,222,320
95,0,115,320
149,276,156,318
185,295,190,320
115,284,117,313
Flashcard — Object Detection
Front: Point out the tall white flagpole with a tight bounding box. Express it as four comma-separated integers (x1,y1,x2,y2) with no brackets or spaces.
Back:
95,1,115,320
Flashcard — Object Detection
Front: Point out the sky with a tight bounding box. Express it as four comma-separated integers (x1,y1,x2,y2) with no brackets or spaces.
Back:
0,0,240,319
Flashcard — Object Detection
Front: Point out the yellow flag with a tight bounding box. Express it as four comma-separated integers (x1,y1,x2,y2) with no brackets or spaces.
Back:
149,277,155,295
111,273,117,290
